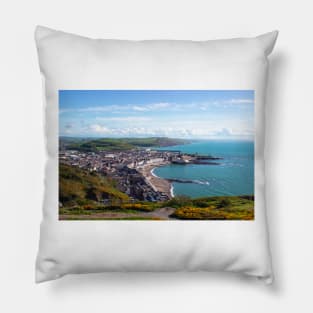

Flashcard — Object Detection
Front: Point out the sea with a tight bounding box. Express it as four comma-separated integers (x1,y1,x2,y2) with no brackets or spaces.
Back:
154,140,254,198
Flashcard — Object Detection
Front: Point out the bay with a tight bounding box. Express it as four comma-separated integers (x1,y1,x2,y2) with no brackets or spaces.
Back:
154,140,254,198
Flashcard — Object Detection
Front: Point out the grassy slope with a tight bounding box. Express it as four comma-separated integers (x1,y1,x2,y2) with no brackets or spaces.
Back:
62,137,189,152
59,163,129,206
167,196,254,220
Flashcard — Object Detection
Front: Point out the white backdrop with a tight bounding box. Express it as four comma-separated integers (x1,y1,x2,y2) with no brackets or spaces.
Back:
0,0,312,312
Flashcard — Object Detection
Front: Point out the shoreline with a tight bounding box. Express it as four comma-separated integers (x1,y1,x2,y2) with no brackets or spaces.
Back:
152,167,175,198
136,161,173,199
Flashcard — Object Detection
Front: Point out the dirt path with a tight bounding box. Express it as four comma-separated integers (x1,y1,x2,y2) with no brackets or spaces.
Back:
144,207,176,219
59,207,177,220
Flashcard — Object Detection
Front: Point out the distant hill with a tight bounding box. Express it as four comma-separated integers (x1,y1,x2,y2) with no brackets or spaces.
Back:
59,163,129,206
60,137,190,152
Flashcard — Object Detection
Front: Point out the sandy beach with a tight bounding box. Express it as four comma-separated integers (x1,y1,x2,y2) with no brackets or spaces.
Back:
137,161,173,199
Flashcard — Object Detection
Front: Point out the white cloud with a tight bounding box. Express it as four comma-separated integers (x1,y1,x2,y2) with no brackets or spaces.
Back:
60,98,253,115
87,124,110,133
61,103,172,114
59,122,253,140
132,106,148,111
226,99,254,104
132,102,171,111
214,128,233,137
96,117,151,122
80,124,253,139
60,105,127,114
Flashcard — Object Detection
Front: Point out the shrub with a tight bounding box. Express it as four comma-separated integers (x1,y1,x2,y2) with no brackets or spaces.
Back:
170,206,224,220
192,199,209,208
122,203,154,212
82,204,97,210
171,205,253,220
217,198,232,208
165,195,192,208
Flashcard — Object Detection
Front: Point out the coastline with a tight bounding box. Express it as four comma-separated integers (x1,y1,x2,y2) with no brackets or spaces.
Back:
152,167,175,198
136,161,173,199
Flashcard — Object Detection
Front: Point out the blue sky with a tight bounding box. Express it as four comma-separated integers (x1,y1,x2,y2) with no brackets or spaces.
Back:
59,90,254,140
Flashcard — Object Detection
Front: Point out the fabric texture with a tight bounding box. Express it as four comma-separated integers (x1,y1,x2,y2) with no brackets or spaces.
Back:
35,26,278,283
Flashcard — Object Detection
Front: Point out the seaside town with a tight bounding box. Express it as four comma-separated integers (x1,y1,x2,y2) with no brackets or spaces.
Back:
57,90,254,220
59,148,221,202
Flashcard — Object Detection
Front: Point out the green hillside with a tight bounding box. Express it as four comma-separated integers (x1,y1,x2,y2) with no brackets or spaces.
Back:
59,163,129,206
167,195,254,220
61,137,189,152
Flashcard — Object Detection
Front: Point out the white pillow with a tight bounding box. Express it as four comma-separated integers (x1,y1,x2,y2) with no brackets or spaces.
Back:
35,26,278,283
